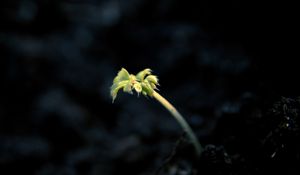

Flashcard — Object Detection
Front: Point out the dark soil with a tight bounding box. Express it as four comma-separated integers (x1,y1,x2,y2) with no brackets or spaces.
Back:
1,1,299,175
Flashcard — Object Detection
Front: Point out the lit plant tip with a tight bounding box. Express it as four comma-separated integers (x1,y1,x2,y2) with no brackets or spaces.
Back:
110,68,159,102
110,67,203,155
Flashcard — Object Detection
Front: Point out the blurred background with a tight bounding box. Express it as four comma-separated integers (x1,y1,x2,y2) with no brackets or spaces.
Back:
0,0,299,175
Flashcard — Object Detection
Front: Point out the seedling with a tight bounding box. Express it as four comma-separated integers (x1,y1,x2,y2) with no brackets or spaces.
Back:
110,68,203,156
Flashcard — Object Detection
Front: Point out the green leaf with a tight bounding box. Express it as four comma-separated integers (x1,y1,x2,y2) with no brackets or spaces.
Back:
113,68,130,84
145,75,158,84
110,80,130,102
145,75,159,89
133,83,142,94
123,82,133,93
141,81,154,96
142,91,147,96
136,68,152,81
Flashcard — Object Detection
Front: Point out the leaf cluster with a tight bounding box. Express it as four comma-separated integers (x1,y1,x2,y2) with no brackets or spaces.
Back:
110,68,159,102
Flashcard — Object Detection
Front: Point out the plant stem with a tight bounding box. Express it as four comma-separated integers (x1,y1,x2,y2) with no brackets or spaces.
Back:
152,91,203,156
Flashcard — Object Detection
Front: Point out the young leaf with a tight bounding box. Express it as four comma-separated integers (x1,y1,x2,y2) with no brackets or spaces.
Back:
141,81,154,96
145,75,158,84
133,83,142,94
136,68,152,81
111,80,130,102
145,75,159,89
123,82,133,93
113,68,130,84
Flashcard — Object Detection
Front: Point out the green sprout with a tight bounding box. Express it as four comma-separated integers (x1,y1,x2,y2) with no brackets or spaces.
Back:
110,68,203,156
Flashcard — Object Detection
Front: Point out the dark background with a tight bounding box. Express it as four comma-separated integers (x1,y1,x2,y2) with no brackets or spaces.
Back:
0,0,299,175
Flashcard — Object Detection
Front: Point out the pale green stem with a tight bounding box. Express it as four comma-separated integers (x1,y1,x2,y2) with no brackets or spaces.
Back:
152,91,203,156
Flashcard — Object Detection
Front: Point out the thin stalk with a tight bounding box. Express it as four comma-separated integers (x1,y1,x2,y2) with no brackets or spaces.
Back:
152,91,203,156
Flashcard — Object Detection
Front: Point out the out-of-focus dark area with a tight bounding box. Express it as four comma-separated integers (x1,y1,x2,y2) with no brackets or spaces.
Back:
1,0,299,175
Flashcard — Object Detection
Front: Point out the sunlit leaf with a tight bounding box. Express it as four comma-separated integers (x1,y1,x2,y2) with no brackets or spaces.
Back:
133,83,142,94
113,68,130,84
142,91,147,96
136,68,152,81
145,75,158,84
111,80,130,102
141,81,154,96
123,82,133,93
145,75,159,89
